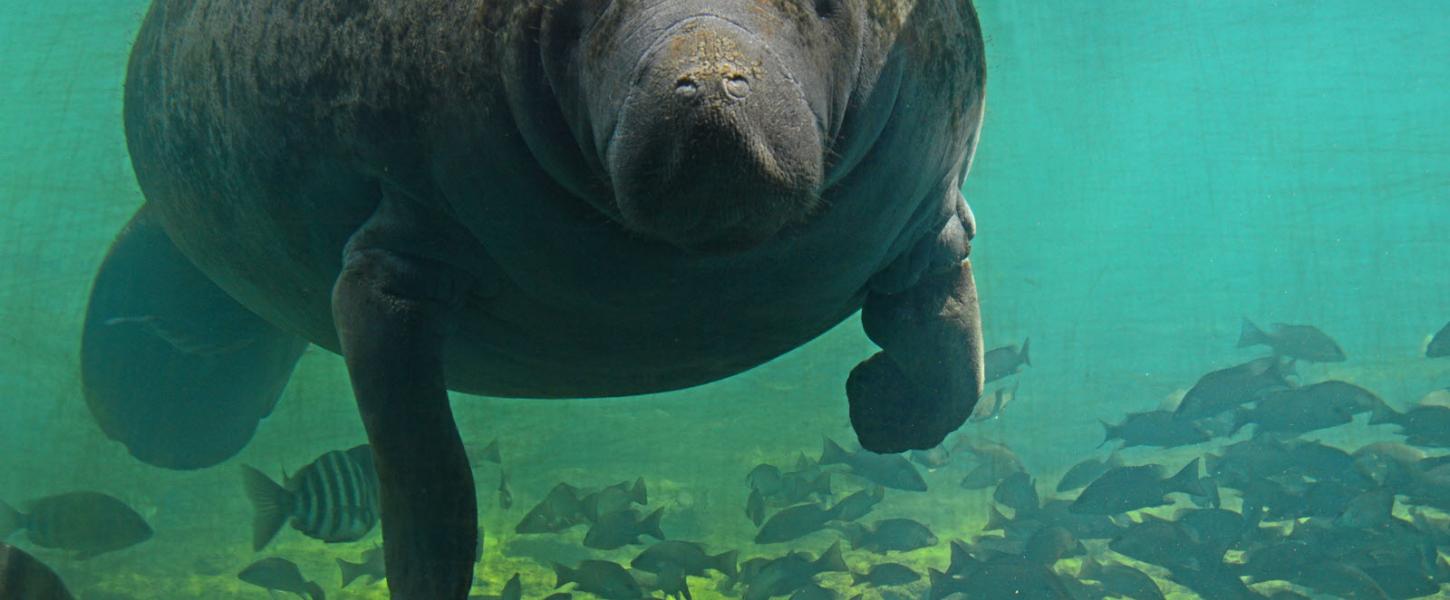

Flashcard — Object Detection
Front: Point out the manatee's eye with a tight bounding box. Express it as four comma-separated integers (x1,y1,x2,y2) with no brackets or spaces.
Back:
813,0,841,18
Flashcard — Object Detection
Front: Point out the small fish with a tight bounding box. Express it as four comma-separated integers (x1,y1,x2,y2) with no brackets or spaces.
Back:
517,482,586,534
740,542,848,600
852,562,919,587
553,560,644,600
819,439,926,492
932,552,1071,599
971,381,1018,422
909,444,953,470
583,508,665,550
1334,488,1394,529
984,337,1031,383
467,438,502,465
581,478,648,523
1069,458,1206,515
1056,453,1121,492
840,518,937,553
0,543,75,600
631,540,737,578
992,471,1040,516
241,444,379,550
830,486,884,522
1077,558,1163,600
0,491,152,559
745,488,766,527
1232,384,1358,437
1173,356,1292,421
958,442,1026,490
1107,516,1205,573
788,583,836,600
1429,322,1450,358
1101,410,1210,448
1023,525,1083,566
1239,318,1346,362
747,464,784,496
238,557,323,600
498,470,513,510
470,572,522,600
755,502,838,544
1379,404,1450,448
337,546,384,587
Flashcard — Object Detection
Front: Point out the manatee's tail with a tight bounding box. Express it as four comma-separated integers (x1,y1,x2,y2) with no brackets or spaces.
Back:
337,557,366,588
1237,318,1269,349
241,465,293,551
0,500,25,540
1019,337,1031,367
819,437,850,466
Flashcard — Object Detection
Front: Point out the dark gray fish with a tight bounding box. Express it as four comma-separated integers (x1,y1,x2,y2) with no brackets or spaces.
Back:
830,486,884,523
241,444,380,550
841,518,936,553
498,470,513,510
755,502,836,544
582,478,648,522
1023,525,1083,566
1233,381,1383,437
1239,318,1346,362
1056,453,1122,493
852,563,919,587
740,542,847,600
1102,410,1211,448
0,543,75,600
1069,458,1205,515
1174,357,1292,421
631,540,737,578
1174,508,1247,561
1381,405,1450,447
238,557,323,600
1334,488,1394,529
993,471,1040,516
1035,499,1125,541
337,546,384,587
819,439,926,492
469,573,523,600
633,566,690,600
1168,565,1264,600
745,488,766,527
467,438,501,465
747,464,784,496
584,508,665,550
1361,563,1440,600
553,560,644,600
1429,322,1450,358
776,469,832,505
1077,558,1163,600
1289,562,1390,600
984,337,1031,383
971,381,1018,422
788,583,836,600
910,444,953,470
1352,442,1426,489
959,442,1027,490
0,492,152,560
1108,516,1205,573
932,552,1071,600
517,482,586,534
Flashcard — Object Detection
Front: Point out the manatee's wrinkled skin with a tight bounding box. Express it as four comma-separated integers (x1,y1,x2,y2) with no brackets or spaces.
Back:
97,1,986,597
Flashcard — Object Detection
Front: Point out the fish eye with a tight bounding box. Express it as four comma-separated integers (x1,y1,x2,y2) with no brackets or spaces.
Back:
813,0,841,18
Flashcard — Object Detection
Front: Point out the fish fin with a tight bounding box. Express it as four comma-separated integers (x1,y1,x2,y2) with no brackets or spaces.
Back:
949,540,978,575
338,558,360,588
1097,419,1119,448
1019,337,1031,367
1238,318,1269,348
1166,458,1206,496
984,504,1011,531
241,465,293,551
851,571,866,585
815,541,848,572
305,581,325,600
819,438,849,465
630,477,648,505
713,550,739,579
552,562,575,589
0,500,22,540
641,508,666,540
1078,557,1102,579
1229,409,1251,435
81,205,307,470
813,472,832,499
501,572,522,600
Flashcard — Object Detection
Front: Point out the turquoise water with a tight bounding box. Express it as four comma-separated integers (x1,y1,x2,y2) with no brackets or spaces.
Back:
1,1,1447,599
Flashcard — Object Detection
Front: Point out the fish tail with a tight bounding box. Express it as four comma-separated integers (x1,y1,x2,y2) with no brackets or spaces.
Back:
641,507,666,540
0,499,23,540
305,580,325,600
1019,337,1031,366
949,539,979,574
984,504,1011,531
1078,557,1102,579
1097,419,1118,448
480,439,501,464
713,549,739,579
819,437,849,465
630,477,648,505
839,522,865,549
241,465,292,551
552,562,576,589
1229,409,1251,435
1167,457,1206,496
337,558,364,588
1237,318,1269,348
812,472,832,498
814,541,848,573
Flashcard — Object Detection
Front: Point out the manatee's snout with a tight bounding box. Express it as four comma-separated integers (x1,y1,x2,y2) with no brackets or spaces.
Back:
608,17,824,252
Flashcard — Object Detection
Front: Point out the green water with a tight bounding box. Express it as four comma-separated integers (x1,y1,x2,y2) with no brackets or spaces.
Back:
1,1,1447,599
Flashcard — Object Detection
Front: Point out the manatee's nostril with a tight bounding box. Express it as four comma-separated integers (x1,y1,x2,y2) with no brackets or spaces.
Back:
675,76,699,97
723,75,751,99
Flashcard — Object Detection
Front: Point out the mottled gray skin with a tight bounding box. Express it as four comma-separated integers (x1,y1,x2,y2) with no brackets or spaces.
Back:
94,0,987,597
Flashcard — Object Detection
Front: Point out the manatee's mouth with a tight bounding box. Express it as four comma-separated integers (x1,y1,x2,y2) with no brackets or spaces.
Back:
601,16,825,253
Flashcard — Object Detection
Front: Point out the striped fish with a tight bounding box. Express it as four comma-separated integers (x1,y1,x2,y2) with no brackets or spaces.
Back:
242,444,380,551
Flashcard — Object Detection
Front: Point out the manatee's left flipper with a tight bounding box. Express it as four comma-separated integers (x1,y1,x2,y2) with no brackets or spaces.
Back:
849,201,984,453
332,197,477,599
81,205,308,469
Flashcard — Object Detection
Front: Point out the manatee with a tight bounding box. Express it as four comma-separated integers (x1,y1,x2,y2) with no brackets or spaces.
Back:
85,1,987,597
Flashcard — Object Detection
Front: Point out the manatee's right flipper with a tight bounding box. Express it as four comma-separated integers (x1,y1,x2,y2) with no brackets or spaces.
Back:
81,205,307,470
332,196,477,599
